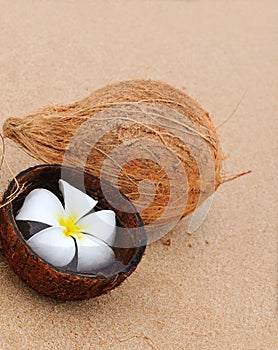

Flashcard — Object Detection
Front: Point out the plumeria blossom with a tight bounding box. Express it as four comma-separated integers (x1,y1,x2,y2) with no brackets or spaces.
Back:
16,180,116,273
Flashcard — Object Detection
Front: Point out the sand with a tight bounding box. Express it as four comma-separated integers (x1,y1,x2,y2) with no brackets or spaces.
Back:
0,1,277,349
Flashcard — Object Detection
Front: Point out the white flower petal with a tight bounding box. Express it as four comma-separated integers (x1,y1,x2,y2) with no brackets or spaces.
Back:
16,188,65,226
27,227,76,267
76,235,115,273
59,180,97,221
78,210,116,245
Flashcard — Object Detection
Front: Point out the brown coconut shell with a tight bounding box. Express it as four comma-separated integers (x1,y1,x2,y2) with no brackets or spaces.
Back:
2,79,223,227
0,164,147,301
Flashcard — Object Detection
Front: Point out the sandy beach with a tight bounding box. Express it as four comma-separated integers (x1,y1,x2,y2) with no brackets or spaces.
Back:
0,1,277,349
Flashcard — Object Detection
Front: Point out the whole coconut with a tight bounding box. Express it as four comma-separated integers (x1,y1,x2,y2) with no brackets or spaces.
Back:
3,80,223,234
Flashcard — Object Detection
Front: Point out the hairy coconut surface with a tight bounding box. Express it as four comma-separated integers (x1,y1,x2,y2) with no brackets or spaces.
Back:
3,80,223,229
0,164,147,301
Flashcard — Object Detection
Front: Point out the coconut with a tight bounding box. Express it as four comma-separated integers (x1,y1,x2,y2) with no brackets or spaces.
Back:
2,79,223,233
0,164,146,301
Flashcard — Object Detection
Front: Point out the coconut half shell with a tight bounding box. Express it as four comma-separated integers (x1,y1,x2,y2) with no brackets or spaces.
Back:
0,164,147,301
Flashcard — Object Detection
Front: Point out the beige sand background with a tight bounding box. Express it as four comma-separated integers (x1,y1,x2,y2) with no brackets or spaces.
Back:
0,1,277,349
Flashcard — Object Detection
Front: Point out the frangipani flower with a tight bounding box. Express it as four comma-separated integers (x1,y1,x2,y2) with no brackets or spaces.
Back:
16,180,116,273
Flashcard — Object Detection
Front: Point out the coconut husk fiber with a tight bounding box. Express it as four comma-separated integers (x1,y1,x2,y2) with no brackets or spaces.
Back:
3,80,223,232
0,134,4,172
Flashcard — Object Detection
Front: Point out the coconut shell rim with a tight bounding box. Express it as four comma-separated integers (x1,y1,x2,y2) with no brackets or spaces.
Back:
2,163,147,282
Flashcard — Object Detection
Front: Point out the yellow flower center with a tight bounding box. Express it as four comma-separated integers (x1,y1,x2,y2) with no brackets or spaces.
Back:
58,216,83,240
